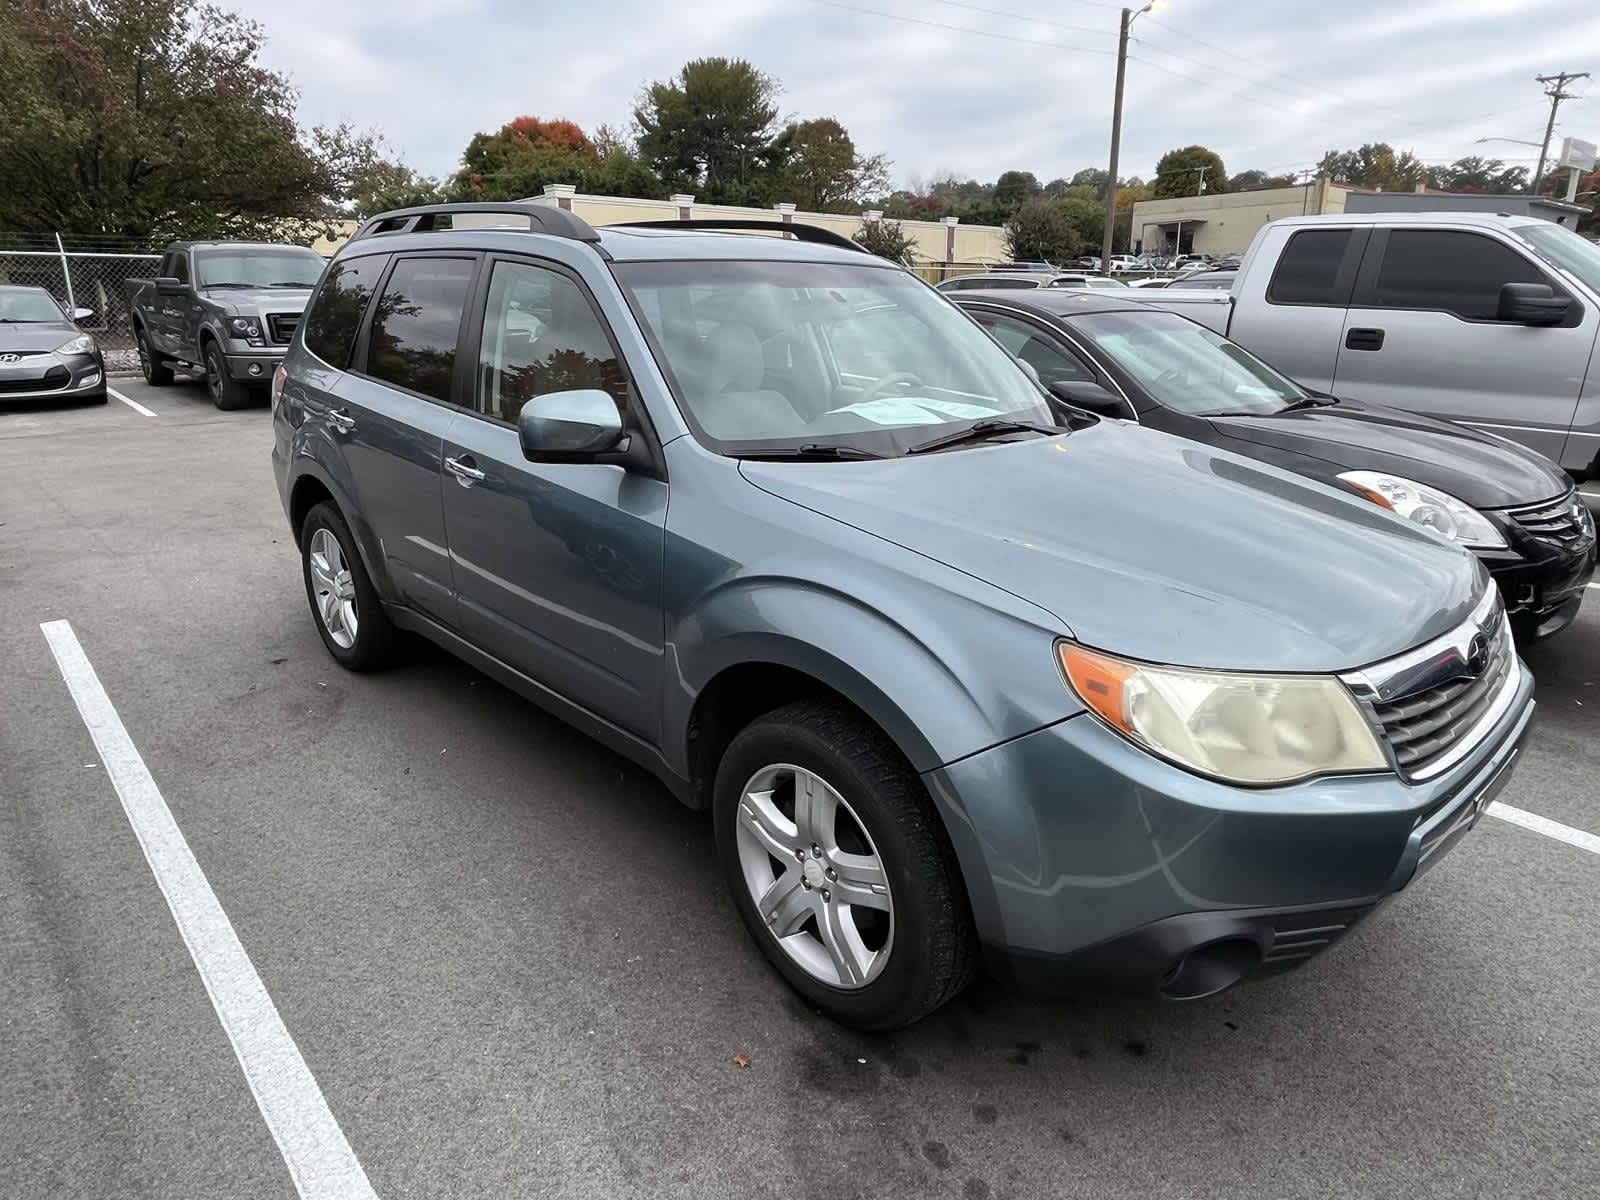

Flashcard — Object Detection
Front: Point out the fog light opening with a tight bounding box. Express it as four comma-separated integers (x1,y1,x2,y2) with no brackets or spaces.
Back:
1161,938,1260,1000
247,362,264,377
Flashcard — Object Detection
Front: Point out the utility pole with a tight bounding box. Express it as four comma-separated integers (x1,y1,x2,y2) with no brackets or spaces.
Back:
1532,71,1589,193
1099,7,1133,271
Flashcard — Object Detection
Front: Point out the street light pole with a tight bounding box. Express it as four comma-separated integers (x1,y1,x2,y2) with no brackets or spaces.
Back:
1099,7,1133,272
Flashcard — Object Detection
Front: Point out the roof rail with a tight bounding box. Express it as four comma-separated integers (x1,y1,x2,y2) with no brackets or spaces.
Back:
613,219,868,254
352,202,601,244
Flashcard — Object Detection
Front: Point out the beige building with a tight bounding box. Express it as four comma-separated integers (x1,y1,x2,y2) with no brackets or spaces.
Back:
1132,178,1356,257
527,185,1008,275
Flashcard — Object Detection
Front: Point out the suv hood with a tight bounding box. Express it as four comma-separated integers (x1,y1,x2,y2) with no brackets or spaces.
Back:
1207,399,1571,509
740,422,1483,673
0,320,79,352
201,285,312,314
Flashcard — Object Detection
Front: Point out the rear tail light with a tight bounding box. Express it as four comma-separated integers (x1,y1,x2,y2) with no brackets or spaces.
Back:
270,363,287,412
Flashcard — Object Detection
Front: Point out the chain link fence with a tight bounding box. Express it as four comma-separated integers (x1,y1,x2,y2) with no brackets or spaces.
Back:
0,236,162,371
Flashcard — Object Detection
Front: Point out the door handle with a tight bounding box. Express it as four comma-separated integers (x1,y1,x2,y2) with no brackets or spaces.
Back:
444,455,486,486
1345,327,1385,351
326,408,356,434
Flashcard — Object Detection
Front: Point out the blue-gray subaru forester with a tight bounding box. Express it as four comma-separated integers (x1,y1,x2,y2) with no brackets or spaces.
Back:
271,204,1533,1030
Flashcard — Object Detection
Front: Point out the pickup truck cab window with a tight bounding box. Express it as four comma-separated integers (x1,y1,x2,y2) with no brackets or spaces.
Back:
1365,229,1549,321
475,260,628,424
364,256,476,404
1266,228,1362,305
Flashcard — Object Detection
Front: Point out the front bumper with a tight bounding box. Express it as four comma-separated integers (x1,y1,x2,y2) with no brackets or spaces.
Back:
223,347,285,383
925,662,1535,999
0,352,104,401
1481,507,1596,642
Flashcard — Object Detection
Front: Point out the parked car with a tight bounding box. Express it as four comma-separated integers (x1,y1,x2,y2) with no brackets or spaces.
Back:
125,240,328,409
1143,212,1600,478
1125,276,1178,288
937,272,1066,292
994,260,1057,273
275,203,1530,1029
955,288,1596,641
1168,270,1238,291
1107,254,1148,274
1073,255,1102,271
1046,274,1127,290
0,285,105,405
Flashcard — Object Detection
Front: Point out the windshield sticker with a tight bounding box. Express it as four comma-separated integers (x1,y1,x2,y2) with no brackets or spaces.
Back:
825,397,996,426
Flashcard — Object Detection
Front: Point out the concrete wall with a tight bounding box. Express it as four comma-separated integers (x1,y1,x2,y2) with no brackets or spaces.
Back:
527,186,1008,266
1132,180,1351,256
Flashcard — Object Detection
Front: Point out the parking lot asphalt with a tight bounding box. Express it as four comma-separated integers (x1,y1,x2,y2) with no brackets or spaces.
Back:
3,376,1598,1200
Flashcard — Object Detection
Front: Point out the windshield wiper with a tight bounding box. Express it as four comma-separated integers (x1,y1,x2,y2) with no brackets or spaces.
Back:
267,281,315,287
198,282,257,289
904,418,1061,456
733,443,886,461
1277,395,1334,412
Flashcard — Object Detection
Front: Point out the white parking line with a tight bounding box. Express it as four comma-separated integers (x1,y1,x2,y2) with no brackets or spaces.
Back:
39,620,379,1200
107,385,156,417
1488,802,1600,856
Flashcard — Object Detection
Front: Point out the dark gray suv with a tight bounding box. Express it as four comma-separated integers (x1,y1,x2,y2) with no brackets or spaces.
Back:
272,204,1533,1029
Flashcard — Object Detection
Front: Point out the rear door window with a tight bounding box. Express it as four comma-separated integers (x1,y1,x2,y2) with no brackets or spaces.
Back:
303,255,386,369
364,256,476,402
1267,229,1353,304
1367,230,1547,320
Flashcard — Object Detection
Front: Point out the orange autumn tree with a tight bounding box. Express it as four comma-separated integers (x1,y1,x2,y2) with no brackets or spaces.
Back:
455,116,599,198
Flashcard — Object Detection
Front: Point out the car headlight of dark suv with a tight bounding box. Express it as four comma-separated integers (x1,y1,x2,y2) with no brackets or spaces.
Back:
226,317,265,346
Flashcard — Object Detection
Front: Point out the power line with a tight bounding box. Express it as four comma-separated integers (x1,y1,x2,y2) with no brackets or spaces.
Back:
1139,13,1340,106
925,0,1116,40
806,0,1117,56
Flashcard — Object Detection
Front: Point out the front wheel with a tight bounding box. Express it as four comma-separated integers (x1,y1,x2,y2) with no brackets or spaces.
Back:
204,341,252,410
714,700,977,1030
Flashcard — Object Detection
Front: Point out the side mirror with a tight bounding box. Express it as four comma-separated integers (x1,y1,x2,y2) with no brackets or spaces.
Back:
1048,378,1130,418
155,276,185,296
71,306,96,324
518,389,627,461
1498,282,1570,326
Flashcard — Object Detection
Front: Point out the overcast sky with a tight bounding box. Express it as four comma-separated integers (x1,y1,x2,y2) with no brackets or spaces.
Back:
258,0,1600,188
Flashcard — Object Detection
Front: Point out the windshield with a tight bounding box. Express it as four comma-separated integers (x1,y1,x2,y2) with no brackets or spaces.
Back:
1514,222,1600,294
1072,310,1308,417
194,249,326,288
616,260,1054,454
0,290,66,322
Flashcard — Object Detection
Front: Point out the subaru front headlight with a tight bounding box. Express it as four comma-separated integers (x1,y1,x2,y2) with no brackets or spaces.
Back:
1059,644,1387,786
1338,471,1506,549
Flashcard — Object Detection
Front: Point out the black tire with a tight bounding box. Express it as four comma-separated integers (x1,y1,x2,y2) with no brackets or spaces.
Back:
204,340,252,410
135,324,173,386
299,501,397,671
714,699,977,1030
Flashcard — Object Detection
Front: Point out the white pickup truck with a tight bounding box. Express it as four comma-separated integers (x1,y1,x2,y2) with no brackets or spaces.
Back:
1135,212,1600,476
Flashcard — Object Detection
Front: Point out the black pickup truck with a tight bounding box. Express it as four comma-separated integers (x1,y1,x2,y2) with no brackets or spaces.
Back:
124,241,327,409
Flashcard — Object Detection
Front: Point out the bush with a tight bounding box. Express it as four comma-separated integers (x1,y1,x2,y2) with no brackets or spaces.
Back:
1004,199,1082,265
853,218,918,266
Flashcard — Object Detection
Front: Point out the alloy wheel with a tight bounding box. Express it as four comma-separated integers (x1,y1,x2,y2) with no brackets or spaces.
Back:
307,527,359,649
734,763,894,989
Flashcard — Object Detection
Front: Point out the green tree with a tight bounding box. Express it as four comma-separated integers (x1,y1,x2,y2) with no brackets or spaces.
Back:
1004,198,1082,264
634,57,779,201
992,170,1042,213
1228,168,1296,191
1152,146,1231,199
0,0,347,239
1427,156,1528,193
1069,167,1110,199
853,217,918,266
1316,143,1425,191
771,118,889,211
1055,188,1106,247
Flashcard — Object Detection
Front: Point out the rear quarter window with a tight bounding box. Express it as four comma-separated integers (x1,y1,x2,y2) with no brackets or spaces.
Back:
303,255,386,369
